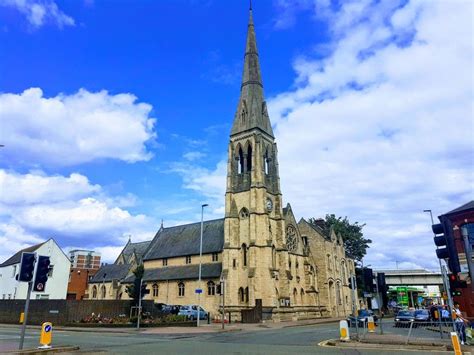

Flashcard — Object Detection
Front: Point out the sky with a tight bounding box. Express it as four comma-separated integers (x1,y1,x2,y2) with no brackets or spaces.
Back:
0,0,472,270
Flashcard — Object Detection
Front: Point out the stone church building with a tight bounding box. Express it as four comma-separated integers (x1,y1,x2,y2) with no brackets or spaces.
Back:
88,7,358,321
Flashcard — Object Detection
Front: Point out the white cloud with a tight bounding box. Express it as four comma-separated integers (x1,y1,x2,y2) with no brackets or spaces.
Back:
0,170,157,264
267,0,473,270
0,0,75,29
0,88,156,167
183,151,207,161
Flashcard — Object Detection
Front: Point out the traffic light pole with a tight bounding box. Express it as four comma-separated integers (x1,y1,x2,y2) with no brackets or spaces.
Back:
350,275,359,340
461,226,474,291
137,278,143,330
441,265,456,333
19,281,32,350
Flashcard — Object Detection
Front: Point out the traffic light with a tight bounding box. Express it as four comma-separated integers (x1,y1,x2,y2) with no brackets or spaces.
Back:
33,256,50,292
17,252,36,282
448,273,468,289
141,282,150,296
452,290,462,297
363,268,374,292
377,272,388,308
432,217,460,274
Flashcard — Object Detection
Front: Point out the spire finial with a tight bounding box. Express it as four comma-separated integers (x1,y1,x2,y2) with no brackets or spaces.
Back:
249,0,252,11
160,219,164,229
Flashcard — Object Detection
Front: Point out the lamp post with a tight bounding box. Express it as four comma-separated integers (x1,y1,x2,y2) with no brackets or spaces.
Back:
197,203,208,327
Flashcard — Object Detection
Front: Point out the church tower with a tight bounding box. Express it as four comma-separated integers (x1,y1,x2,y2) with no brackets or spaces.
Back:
223,6,292,313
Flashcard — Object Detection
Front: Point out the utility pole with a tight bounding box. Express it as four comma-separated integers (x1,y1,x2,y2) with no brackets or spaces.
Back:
197,203,208,327
441,265,456,333
137,278,142,330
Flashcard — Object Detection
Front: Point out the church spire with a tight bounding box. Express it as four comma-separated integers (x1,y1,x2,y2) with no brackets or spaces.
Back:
231,5,274,138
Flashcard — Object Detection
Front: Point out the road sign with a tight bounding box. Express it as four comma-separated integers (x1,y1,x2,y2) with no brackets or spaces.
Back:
36,283,44,291
39,322,52,349
195,288,202,294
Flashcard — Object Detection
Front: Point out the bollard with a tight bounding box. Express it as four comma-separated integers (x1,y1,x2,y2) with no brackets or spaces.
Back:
19,312,24,324
339,320,350,341
38,322,52,349
451,332,462,355
367,316,375,333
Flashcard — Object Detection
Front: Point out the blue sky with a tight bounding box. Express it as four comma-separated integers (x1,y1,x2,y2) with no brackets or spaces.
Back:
0,0,472,269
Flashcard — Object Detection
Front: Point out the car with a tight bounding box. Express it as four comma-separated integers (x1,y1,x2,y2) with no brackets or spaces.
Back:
414,309,430,323
161,304,181,315
394,310,415,327
347,309,378,327
178,305,208,320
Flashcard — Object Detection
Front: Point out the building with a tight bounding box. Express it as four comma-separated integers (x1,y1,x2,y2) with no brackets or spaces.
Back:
439,201,474,316
95,6,359,322
87,239,151,300
0,239,69,300
67,249,101,300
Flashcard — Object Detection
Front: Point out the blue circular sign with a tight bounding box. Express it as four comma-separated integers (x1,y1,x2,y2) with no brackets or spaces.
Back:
44,325,51,332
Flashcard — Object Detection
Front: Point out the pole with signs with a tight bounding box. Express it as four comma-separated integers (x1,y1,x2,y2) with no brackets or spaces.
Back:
19,281,33,350
441,265,457,333
197,203,208,327
137,278,142,330
350,275,359,340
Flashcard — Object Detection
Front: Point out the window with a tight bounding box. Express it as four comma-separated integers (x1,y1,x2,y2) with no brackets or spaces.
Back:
212,253,218,262
12,265,16,278
246,145,252,172
286,225,297,252
296,261,299,269
185,256,191,264
48,265,54,278
242,244,247,267
293,288,297,302
178,282,185,297
245,287,249,303
233,259,236,268
302,236,308,246
207,281,216,295
336,282,342,305
238,287,244,302
238,147,244,174
327,255,331,270
264,151,269,175
152,284,159,297
296,276,300,283
92,286,97,299
163,258,168,266
271,246,276,269
101,285,106,299
239,208,249,219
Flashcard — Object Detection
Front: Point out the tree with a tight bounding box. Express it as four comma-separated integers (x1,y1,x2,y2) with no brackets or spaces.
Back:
309,214,371,262
125,264,144,304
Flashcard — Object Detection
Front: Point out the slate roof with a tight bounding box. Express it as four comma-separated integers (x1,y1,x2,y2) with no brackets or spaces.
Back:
443,200,474,216
298,218,331,240
0,241,46,267
89,264,131,283
120,240,151,264
122,263,222,283
143,219,224,261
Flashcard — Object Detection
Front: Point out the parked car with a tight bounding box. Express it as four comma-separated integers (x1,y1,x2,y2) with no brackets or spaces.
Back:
178,305,208,320
414,309,430,322
394,310,415,327
162,304,181,315
347,309,378,327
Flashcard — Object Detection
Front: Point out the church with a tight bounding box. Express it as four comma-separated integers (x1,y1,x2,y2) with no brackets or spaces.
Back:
88,6,358,321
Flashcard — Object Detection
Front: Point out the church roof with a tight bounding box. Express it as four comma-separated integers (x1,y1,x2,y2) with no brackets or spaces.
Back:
119,240,151,264
230,7,274,138
122,263,222,283
89,264,131,283
143,218,224,261
298,218,331,240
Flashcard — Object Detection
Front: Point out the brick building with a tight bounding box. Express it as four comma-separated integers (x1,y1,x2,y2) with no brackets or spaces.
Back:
440,201,474,317
67,249,101,300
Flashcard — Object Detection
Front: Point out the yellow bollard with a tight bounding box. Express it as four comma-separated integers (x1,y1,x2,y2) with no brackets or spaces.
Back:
19,312,24,324
367,316,375,333
451,332,462,355
38,322,52,349
339,320,350,341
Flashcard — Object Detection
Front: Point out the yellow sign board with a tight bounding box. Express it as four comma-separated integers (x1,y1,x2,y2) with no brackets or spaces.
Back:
39,322,52,348
19,312,24,324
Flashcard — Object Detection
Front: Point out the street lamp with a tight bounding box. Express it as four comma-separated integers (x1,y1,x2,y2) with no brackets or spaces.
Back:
197,203,208,327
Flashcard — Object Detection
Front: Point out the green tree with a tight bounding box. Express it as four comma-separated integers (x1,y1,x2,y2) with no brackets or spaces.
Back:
309,214,371,261
125,264,144,304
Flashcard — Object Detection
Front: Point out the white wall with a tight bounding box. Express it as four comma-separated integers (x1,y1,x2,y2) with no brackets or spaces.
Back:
0,239,69,300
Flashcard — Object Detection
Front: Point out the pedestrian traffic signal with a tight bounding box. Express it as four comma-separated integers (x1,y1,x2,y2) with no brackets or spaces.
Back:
432,218,460,274
33,256,50,292
17,252,36,282
451,290,462,297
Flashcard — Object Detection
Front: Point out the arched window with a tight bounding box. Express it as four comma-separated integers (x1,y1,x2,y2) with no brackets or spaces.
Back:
92,285,97,299
207,281,216,296
242,243,247,267
100,285,106,299
178,282,185,297
336,282,342,305
152,283,159,297
327,254,331,270
271,245,276,269
238,147,244,174
239,287,244,302
293,288,298,303
246,145,252,172
301,288,305,303
342,261,346,281
264,151,269,175
245,287,249,303
239,208,249,219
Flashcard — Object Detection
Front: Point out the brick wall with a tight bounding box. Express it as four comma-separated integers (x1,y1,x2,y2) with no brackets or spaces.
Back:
0,300,157,325
67,268,98,300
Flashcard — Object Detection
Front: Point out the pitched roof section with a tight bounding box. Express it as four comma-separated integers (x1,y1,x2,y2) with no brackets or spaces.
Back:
123,263,222,283
298,218,330,240
144,219,224,261
120,240,151,264
89,264,131,283
442,200,474,216
230,7,274,138
0,240,47,267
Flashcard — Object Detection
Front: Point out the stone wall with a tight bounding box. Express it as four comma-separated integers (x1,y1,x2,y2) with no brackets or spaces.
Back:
0,300,157,325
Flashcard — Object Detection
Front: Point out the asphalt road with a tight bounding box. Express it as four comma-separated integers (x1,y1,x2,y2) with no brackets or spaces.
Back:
0,323,452,354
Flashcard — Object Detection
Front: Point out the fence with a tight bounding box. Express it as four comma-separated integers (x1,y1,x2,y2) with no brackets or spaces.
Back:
0,300,158,325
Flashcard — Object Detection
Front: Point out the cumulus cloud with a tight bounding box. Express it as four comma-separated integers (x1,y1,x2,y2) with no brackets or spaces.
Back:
268,0,473,270
0,88,156,167
0,0,75,28
0,170,156,263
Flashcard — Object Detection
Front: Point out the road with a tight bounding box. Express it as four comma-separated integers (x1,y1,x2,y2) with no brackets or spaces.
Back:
0,322,452,354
